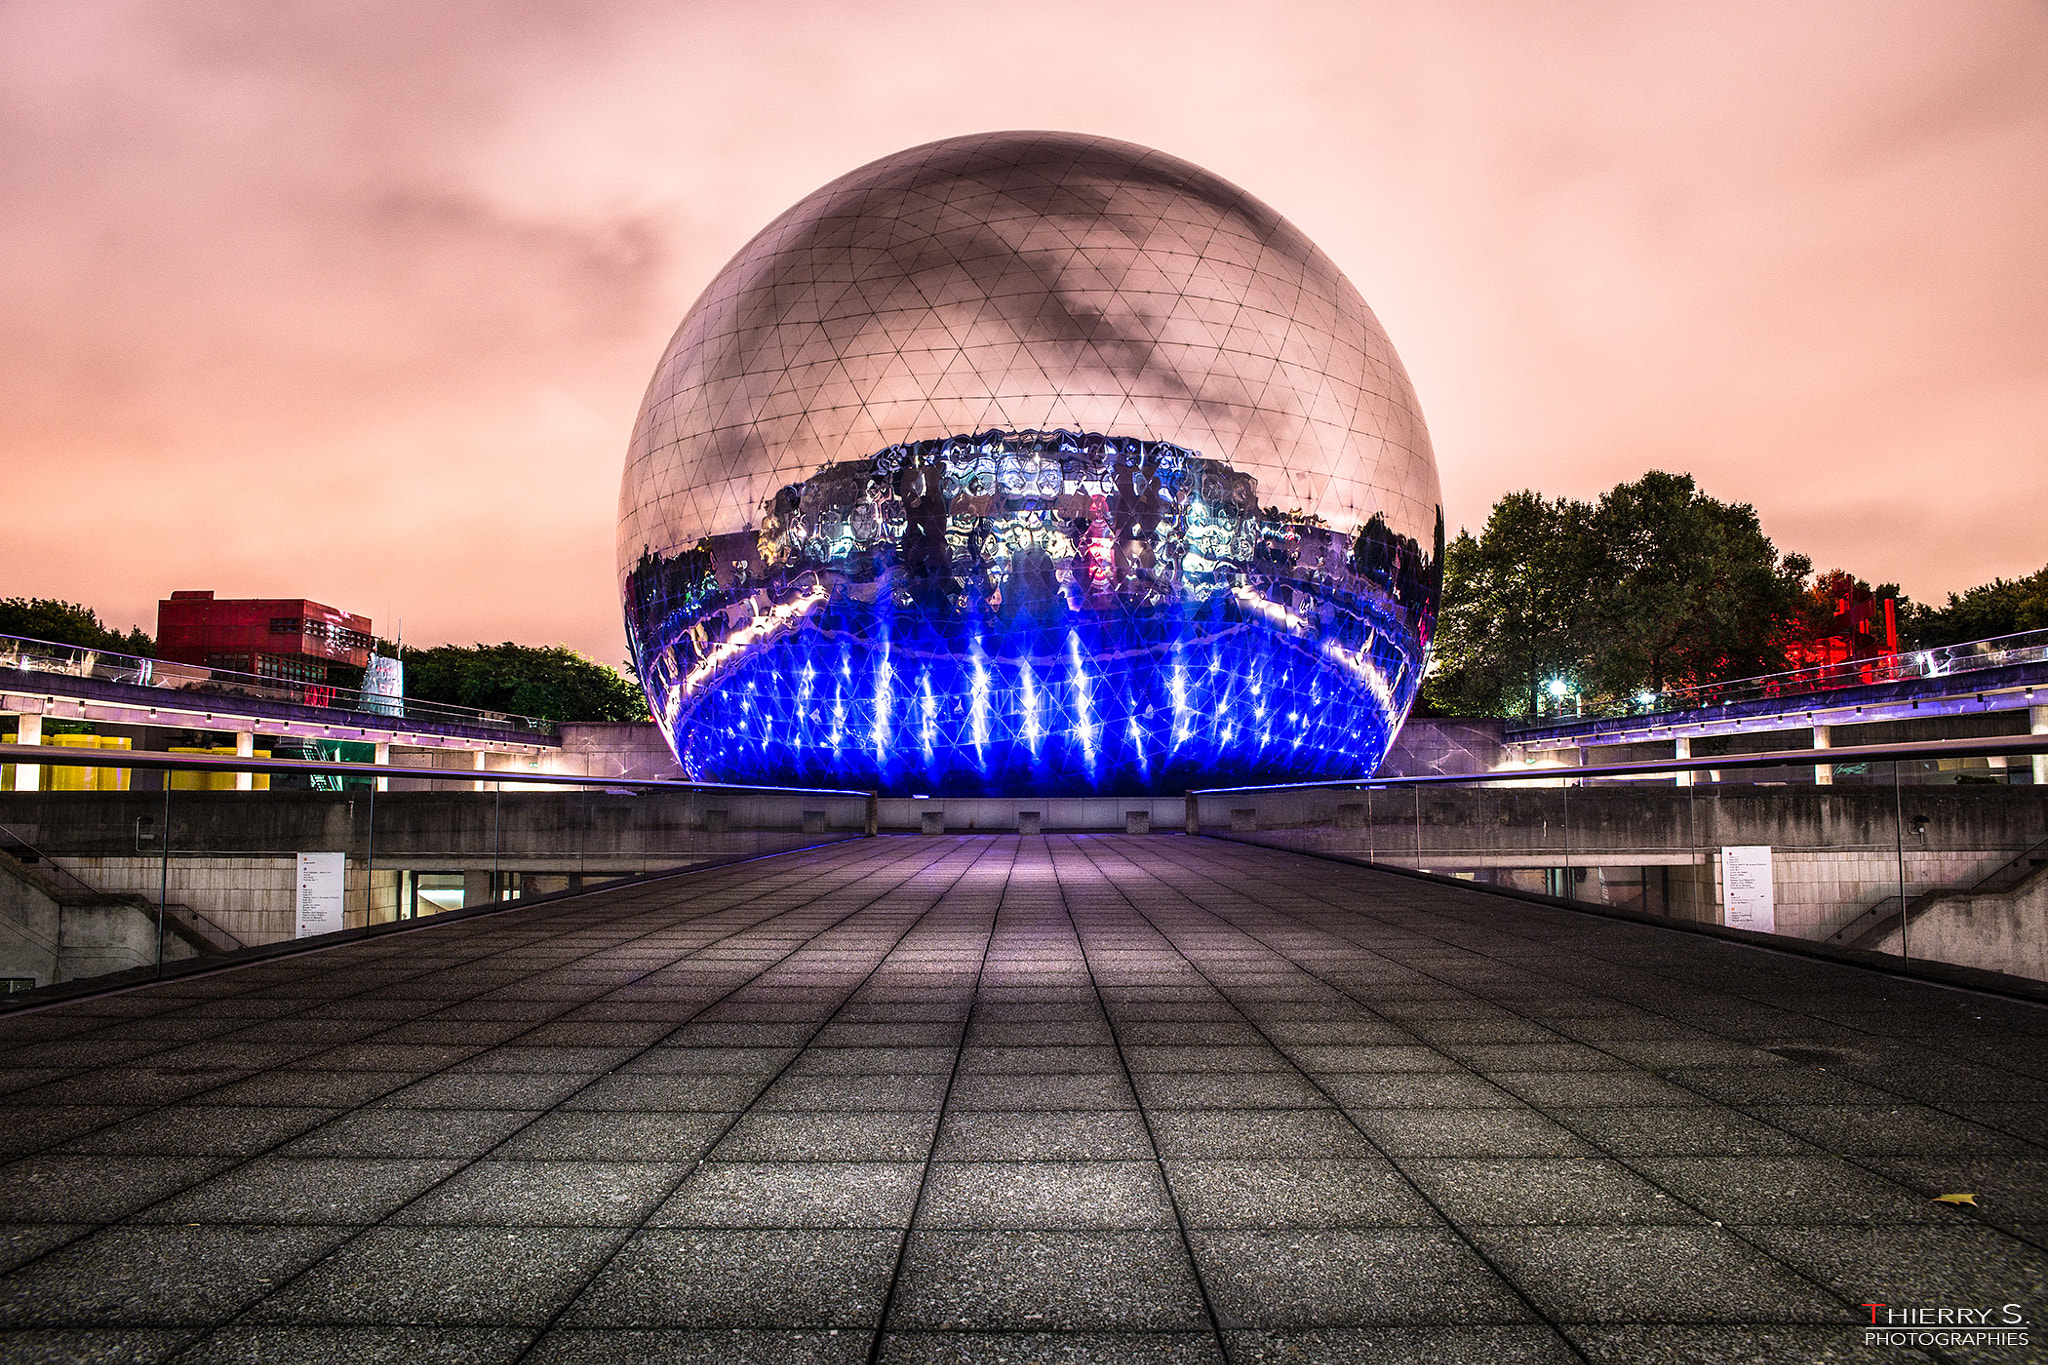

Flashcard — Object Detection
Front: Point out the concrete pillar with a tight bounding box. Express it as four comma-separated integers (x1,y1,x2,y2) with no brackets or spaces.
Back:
472,748,489,792
373,742,390,793
234,731,255,792
1812,724,1832,787
2033,705,2047,787
10,712,41,791
1673,735,1692,787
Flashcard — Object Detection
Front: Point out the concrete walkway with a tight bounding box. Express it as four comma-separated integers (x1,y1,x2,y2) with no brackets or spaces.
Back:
0,834,2042,1364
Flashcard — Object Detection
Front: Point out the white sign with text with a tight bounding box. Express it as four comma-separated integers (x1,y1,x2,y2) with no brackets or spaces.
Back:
295,851,346,938
1721,845,1775,934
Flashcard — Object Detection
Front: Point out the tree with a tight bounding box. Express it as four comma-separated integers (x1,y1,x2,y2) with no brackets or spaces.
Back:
1902,563,2048,647
1423,492,1593,716
1579,472,1809,696
1420,472,1811,715
401,643,650,723
0,597,154,655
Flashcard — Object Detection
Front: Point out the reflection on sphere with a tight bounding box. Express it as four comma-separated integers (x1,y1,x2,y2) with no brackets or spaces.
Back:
619,131,1442,795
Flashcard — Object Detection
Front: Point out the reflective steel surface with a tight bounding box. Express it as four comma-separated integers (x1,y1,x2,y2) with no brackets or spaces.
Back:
620,131,1442,793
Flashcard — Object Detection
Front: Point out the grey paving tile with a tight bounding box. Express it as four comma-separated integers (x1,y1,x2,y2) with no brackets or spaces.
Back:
710,1111,939,1161
281,1107,541,1158
952,1074,1136,1111
1166,1160,1435,1228
1634,1156,1976,1226
1546,1105,1814,1157
1562,1324,1904,1364
57,1105,342,1157
879,1331,1224,1363
1347,1108,1591,1158
0,1224,88,1275
890,1230,1207,1330
1740,1223,2048,1306
249,1226,626,1325
1148,1110,1375,1159
933,1110,1152,1161
146,1158,461,1224
378,1072,595,1110
1746,1104,2030,1156
618,1047,798,1075
1472,1225,1844,1323
791,1047,957,1076
1226,1326,1578,1364
528,1328,870,1364
1401,1158,1700,1227
176,1325,535,1363
1191,1229,1530,1328
1132,1073,1329,1109
757,1075,948,1111
0,1107,137,1159
196,1070,416,1108
1319,1074,1521,1109
0,1328,197,1362
494,1111,731,1161
919,1162,1175,1229
561,1228,899,1328
651,1162,922,1227
0,1224,354,1326
390,1161,682,1226
1488,1071,1712,1108
0,1155,231,1222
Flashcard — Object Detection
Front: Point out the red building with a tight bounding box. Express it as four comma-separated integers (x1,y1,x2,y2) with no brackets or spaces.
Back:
156,591,373,684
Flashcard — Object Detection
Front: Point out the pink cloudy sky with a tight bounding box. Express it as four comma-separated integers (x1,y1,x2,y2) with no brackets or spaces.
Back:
3,0,2044,661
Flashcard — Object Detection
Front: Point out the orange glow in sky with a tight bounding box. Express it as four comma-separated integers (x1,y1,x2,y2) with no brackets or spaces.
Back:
4,1,2044,659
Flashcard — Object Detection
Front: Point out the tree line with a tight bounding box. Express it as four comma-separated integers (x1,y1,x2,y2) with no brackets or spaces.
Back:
1422,471,2048,717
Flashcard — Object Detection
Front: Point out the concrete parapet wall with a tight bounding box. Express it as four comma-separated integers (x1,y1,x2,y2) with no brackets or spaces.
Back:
1198,781,2048,979
1867,867,2048,981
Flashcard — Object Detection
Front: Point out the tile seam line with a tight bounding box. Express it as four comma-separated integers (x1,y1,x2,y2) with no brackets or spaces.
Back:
1121,838,2044,1313
1163,839,2048,1162
11,841,945,1332
0,838,910,1137
1051,835,1232,1355
1178,838,2048,1125
1060,834,1593,1356
146,838,953,1352
511,835,1012,1358
862,837,1014,1363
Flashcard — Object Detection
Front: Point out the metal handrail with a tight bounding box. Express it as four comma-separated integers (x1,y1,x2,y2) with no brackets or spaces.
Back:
1501,626,2048,731
0,632,558,736
1191,732,2048,796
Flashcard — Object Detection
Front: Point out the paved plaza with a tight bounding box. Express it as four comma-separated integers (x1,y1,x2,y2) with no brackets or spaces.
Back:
0,834,2043,1363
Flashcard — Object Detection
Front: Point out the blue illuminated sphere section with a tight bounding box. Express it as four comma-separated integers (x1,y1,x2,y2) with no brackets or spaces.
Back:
620,132,1442,795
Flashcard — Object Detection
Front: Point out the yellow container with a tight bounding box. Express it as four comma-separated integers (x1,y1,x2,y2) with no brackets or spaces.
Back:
48,734,98,791
168,746,211,790
97,734,132,792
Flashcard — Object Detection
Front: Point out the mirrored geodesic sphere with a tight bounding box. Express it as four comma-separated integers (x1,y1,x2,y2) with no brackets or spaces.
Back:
620,131,1442,794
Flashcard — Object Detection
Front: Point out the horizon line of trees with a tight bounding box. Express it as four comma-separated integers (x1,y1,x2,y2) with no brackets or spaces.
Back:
1420,470,2048,718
